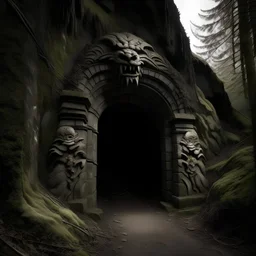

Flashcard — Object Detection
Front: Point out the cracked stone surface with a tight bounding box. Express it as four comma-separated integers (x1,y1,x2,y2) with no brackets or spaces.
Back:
95,193,245,256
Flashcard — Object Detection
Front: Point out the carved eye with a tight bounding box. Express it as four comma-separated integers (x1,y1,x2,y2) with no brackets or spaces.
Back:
131,55,138,60
67,135,73,139
119,54,129,61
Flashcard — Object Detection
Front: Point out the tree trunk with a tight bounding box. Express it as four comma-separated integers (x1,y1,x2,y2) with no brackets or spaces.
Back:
238,0,256,170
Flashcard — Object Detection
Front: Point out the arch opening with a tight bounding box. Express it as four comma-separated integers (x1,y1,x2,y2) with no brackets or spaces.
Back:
97,103,162,200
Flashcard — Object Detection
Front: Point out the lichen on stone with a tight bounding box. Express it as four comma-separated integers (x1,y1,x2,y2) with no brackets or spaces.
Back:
194,87,227,158
203,146,255,223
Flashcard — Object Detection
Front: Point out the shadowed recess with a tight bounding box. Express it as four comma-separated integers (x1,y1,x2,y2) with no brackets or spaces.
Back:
97,103,162,199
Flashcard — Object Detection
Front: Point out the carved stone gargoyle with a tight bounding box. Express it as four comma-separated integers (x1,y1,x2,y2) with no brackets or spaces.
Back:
47,126,87,201
83,32,171,86
178,130,209,195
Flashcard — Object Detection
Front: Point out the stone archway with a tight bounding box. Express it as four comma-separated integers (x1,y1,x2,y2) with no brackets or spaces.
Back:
47,33,208,213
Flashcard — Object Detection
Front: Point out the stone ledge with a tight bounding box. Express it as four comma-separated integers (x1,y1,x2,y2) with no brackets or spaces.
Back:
61,90,91,109
85,125,99,133
68,199,87,213
169,113,196,123
171,194,206,209
85,208,104,221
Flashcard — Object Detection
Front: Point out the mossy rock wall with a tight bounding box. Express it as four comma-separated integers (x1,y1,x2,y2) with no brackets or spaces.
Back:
0,0,228,204
203,146,256,230
0,1,40,205
194,87,227,159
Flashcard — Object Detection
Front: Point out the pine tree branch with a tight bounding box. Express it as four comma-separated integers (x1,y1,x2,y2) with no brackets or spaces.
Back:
204,31,240,61
200,0,234,15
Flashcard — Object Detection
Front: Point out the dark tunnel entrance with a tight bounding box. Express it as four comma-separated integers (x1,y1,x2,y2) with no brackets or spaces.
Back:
97,103,162,199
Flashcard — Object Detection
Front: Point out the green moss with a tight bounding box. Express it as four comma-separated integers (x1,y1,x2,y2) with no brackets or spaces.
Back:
72,250,89,256
203,146,256,233
196,86,218,120
20,174,92,244
212,167,255,205
219,146,253,175
37,31,82,115
224,131,241,144
45,33,78,77
207,146,253,174
232,109,252,130
206,160,227,173
82,0,119,33
206,146,255,206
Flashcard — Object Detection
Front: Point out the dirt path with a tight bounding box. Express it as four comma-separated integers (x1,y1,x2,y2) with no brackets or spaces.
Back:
95,193,245,256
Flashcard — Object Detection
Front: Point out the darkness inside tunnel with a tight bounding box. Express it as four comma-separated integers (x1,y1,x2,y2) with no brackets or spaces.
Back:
97,103,162,199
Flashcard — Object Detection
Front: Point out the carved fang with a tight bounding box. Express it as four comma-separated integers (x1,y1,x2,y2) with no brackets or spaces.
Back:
135,77,139,86
125,77,129,86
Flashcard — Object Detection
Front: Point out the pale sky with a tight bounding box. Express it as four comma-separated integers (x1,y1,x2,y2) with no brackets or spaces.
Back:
174,0,215,52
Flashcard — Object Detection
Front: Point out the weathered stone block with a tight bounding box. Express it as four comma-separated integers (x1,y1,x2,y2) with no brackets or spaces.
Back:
163,161,171,170
172,182,188,197
85,69,92,78
92,132,98,162
163,170,172,181
172,194,206,209
163,137,172,152
87,193,97,208
172,172,185,183
143,69,149,75
86,208,103,221
162,190,172,202
89,66,96,75
86,162,95,179
87,178,96,195
99,64,108,71
87,130,93,159
162,152,172,162
68,199,87,213
171,113,196,122
162,180,172,191
164,127,171,136
79,170,88,181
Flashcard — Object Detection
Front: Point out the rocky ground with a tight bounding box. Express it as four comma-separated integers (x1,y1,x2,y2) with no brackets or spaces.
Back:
0,192,254,256
94,193,253,256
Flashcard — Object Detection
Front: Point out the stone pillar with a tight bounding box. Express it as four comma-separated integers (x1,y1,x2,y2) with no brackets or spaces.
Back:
161,121,172,202
85,127,98,209
170,113,208,208
48,90,92,213
59,90,91,140
83,110,100,211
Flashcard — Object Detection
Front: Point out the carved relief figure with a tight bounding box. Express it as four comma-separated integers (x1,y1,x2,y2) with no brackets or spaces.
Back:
47,126,87,201
178,130,208,194
81,32,171,86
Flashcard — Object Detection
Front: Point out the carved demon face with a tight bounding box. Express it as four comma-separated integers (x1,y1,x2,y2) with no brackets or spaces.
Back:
84,33,170,86
111,48,143,86
56,126,78,146
184,130,199,148
182,130,205,158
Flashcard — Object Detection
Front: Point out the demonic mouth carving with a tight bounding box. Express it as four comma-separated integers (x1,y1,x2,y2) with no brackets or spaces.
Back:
83,32,170,87
119,64,140,85
113,49,143,86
